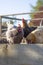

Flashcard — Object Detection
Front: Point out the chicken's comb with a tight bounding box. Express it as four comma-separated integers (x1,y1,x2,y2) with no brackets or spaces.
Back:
22,18,25,23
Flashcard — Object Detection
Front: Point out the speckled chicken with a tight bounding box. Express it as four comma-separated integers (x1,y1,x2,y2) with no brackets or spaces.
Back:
6,23,24,44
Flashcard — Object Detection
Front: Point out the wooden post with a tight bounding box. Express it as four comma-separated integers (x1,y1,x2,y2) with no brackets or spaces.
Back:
0,16,2,39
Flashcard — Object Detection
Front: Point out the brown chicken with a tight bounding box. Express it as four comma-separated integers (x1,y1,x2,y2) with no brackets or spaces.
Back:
22,18,37,43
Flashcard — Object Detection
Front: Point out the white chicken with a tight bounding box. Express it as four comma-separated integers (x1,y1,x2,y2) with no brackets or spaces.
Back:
6,22,24,44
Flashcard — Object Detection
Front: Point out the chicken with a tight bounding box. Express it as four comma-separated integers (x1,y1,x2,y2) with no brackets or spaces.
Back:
6,23,24,44
26,26,43,43
22,18,37,38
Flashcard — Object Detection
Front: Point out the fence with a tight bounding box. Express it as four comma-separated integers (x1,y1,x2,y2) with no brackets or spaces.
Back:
0,11,43,42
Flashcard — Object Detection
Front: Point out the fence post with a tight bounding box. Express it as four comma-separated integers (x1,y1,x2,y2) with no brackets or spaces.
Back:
0,16,2,39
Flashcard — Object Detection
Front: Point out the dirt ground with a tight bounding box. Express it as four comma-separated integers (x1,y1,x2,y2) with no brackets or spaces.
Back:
0,44,43,65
